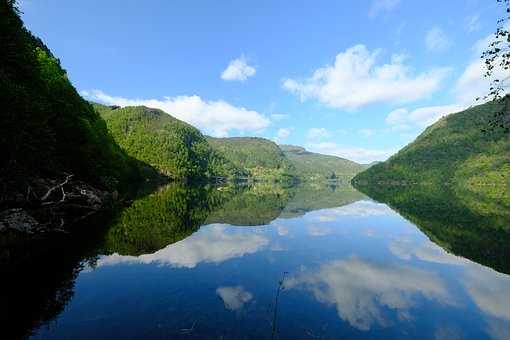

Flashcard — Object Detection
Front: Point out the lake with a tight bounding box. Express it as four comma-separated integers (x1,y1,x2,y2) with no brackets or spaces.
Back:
4,182,510,340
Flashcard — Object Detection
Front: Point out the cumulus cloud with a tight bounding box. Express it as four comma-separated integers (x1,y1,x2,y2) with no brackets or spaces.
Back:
307,127,332,140
96,224,269,269
285,257,453,331
283,45,448,110
306,142,396,164
216,286,253,311
84,90,269,137
369,0,401,17
385,104,466,130
425,27,450,51
270,113,289,121
221,56,256,82
273,127,291,144
277,128,291,139
385,30,509,131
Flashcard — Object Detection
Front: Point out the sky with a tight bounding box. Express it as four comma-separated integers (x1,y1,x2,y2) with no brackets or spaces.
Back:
19,0,503,163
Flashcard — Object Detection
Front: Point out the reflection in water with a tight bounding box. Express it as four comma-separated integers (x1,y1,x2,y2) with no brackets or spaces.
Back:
284,257,453,331
98,224,269,268
355,183,510,274
306,200,393,222
463,265,510,340
2,181,509,339
389,238,468,265
216,286,253,311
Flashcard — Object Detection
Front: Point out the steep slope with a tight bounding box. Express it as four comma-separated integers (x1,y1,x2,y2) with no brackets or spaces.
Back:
0,2,139,192
280,145,366,181
206,137,295,181
94,104,241,180
0,2,144,231
354,99,510,204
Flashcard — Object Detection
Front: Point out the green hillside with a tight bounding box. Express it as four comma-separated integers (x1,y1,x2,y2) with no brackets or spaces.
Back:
206,137,295,181
1,2,141,212
94,104,242,180
354,99,510,204
280,145,366,181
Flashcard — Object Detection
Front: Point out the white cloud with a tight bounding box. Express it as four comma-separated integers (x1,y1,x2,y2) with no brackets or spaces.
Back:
283,45,449,110
270,113,289,121
307,142,396,164
385,104,466,129
273,127,291,144
466,14,481,33
221,56,256,82
369,0,401,17
425,27,450,51
285,257,453,331
359,128,376,137
96,224,269,269
307,128,332,140
385,30,510,131
277,128,291,139
85,90,269,137
216,286,253,311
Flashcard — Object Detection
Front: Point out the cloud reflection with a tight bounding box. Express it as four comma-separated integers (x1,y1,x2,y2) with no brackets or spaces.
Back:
97,224,269,268
285,257,453,331
216,286,253,311
310,200,394,222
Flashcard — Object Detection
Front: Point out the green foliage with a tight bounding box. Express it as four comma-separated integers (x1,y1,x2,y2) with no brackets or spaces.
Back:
0,2,140,191
280,145,367,181
206,137,295,181
94,104,242,180
354,100,510,199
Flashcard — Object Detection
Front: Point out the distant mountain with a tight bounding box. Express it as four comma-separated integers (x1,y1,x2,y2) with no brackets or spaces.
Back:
353,99,510,206
206,137,295,181
279,145,366,181
94,104,241,180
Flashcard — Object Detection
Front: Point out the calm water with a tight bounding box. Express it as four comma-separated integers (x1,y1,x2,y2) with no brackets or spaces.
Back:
4,183,510,339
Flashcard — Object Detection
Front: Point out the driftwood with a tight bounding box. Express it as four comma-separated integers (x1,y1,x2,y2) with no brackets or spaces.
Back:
1,173,106,234
41,174,74,204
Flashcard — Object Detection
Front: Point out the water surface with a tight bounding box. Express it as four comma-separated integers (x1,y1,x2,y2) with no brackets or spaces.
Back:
5,182,510,339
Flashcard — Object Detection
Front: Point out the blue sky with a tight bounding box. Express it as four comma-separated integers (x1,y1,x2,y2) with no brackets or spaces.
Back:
19,0,502,163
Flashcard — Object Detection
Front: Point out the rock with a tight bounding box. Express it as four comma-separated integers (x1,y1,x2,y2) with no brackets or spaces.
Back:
0,208,39,233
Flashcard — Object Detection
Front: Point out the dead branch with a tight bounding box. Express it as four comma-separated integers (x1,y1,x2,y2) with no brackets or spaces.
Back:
41,174,73,202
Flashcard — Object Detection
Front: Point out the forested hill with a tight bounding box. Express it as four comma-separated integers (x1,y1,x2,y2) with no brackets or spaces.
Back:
353,99,510,206
94,104,242,180
206,137,295,181
280,145,367,181
0,1,143,222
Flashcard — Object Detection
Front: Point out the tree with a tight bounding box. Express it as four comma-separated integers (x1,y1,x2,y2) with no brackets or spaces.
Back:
481,0,510,132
